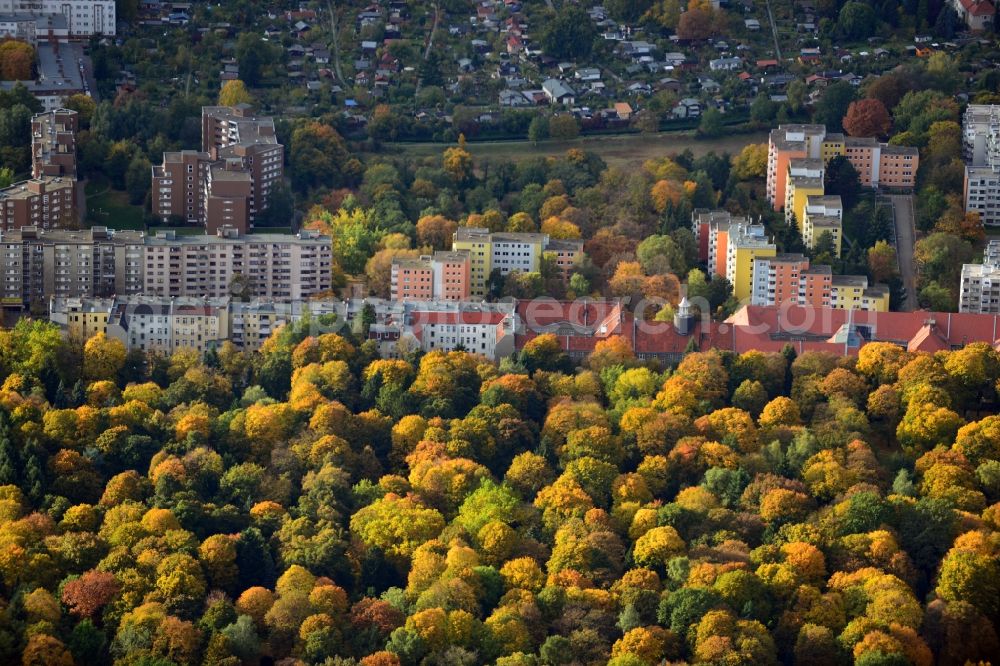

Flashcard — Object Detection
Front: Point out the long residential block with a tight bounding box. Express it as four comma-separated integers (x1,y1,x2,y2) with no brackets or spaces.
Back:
0,225,332,308
767,124,918,211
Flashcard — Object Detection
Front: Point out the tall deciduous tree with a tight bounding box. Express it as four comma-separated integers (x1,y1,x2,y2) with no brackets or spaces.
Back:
843,99,892,137
218,80,254,107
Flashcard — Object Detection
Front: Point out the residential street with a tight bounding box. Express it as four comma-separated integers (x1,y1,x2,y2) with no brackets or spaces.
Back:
887,193,918,311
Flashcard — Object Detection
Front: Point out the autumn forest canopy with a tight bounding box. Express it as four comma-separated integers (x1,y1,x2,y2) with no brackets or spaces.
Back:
0,315,999,666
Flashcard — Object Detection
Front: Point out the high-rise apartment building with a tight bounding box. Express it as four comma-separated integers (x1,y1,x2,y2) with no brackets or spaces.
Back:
151,150,211,224
960,239,1000,312
694,211,777,301
142,226,332,300
152,105,285,233
767,124,827,209
784,158,825,228
1,226,332,308
963,105,1000,227
725,222,776,301
767,124,918,211
0,0,115,36
802,195,844,255
0,108,81,230
0,226,144,309
31,108,77,179
0,178,77,231
751,254,832,309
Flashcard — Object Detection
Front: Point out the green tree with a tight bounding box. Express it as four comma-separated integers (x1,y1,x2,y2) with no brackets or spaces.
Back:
256,182,294,228
540,6,597,59
814,81,857,132
124,153,151,205
838,2,878,39
549,115,579,141
528,115,549,144
698,108,724,138
824,155,862,209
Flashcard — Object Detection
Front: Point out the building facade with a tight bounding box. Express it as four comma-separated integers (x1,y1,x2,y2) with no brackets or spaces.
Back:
0,177,77,230
830,275,890,312
751,254,888,311
390,251,472,302
151,150,211,224
143,227,332,300
0,108,80,230
963,105,1000,227
153,105,285,233
802,195,844,255
767,124,918,210
751,254,832,309
960,240,1000,313
950,0,996,31
105,296,230,354
0,0,115,36
1,226,331,308
784,158,825,229
452,227,583,297
0,226,144,309
48,296,112,340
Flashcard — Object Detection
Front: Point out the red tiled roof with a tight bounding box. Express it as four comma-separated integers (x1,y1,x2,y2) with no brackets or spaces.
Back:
907,324,951,353
516,299,623,329
412,311,508,326
722,305,1000,354
959,0,996,15
512,302,1000,358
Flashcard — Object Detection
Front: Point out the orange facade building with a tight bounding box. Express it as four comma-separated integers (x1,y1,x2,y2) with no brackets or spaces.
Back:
391,251,472,301
768,125,919,211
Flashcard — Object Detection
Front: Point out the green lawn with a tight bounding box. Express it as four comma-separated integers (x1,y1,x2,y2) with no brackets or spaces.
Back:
85,179,145,230
376,129,770,169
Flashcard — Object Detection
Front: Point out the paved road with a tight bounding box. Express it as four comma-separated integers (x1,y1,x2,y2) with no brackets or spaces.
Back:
764,0,782,60
887,194,919,311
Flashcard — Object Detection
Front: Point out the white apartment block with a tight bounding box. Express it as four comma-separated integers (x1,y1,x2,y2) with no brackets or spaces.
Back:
960,240,1000,313
142,227,332,300
963,105,1000,227
963,105,1000,165
490,233,546,274
105,296,230,354
404,304,518,360
50,296,521,361
965,167,1000,227
0,0,115,36
802,195,844,250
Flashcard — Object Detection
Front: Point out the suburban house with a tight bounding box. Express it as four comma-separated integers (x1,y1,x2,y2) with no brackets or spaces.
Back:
542,78,576,105
950,0,996,30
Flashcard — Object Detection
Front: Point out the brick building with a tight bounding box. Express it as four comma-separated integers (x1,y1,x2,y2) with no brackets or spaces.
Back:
31,108,77,179
0,108,80,230
390,251,472,302
152,105,285,233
